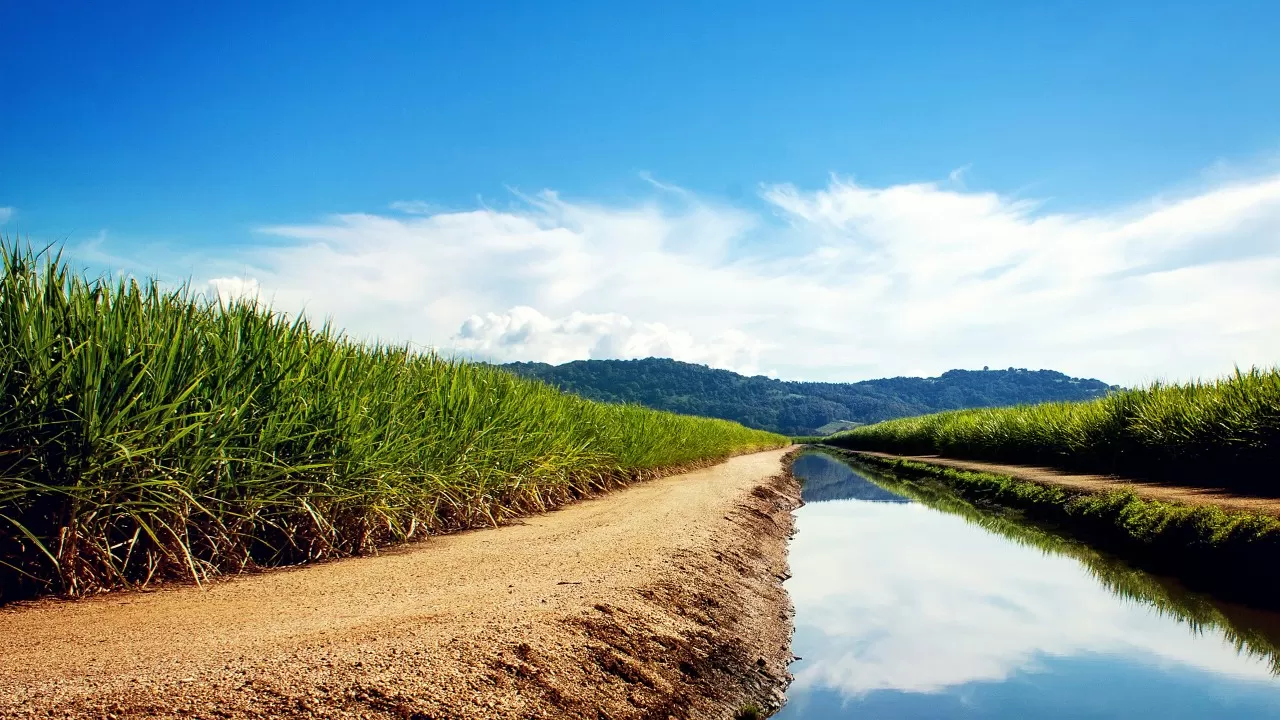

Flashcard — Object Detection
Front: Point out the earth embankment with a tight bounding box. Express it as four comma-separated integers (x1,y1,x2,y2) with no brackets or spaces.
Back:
851,450,1280,517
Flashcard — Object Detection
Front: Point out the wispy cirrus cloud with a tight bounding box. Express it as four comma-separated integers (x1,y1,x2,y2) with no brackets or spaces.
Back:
167,167,1280,385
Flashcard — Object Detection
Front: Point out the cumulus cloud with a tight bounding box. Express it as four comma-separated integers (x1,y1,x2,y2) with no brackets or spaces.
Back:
207,276,262,304
141,168,1280,384
455,306,766,373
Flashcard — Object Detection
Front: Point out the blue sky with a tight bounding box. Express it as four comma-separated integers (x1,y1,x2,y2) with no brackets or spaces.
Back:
3,2,1280,383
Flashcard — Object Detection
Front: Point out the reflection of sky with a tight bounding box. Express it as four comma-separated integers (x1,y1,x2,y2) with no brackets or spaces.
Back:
793,453,911,504
780,494,1280,717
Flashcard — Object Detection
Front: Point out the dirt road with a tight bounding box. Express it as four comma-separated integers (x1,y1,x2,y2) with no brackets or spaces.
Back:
851,450,1280,517
0,448,800,720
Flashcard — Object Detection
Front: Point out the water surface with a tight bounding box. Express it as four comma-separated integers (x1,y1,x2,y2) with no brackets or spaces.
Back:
778,450,1280,719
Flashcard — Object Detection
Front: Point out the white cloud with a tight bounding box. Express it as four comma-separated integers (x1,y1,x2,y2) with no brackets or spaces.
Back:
0,207,12,225
207,276,262,304
114,168,1280,385
455,306,766,374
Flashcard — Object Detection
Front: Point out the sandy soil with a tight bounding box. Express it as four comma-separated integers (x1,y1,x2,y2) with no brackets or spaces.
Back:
0,448,801,720
852,451,1280,517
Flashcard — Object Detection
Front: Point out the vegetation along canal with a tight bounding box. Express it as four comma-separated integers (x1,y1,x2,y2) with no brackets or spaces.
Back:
779,450,1280,719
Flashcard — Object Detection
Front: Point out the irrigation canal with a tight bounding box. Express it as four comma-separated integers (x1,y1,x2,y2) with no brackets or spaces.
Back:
779,450,1280,719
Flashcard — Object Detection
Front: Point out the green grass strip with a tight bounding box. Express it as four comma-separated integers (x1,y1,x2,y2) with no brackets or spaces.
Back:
850,454,1280,553
825,368,1280,491
830,450,1280,606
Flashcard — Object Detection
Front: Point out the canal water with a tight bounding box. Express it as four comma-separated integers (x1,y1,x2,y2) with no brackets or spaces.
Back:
778,450,1280,719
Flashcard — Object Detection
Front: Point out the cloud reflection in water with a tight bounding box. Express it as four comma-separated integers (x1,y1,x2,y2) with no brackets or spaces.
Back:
786,493,1279,700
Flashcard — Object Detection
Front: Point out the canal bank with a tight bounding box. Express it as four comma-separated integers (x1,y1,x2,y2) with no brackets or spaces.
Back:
778,450,1280,719
822,447,1280,608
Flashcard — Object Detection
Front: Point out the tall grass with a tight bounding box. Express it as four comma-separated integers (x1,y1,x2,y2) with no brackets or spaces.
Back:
826,370,1280,491
0,244,784,601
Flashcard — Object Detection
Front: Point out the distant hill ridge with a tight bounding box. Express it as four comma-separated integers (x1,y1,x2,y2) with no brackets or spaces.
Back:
502,358,1115,436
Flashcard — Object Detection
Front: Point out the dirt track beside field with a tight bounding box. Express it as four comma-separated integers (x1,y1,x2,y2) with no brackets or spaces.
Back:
852,450,1280,517
0,448,800,720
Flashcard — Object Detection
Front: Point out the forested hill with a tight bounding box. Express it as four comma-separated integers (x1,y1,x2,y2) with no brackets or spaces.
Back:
502,358,1115,436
